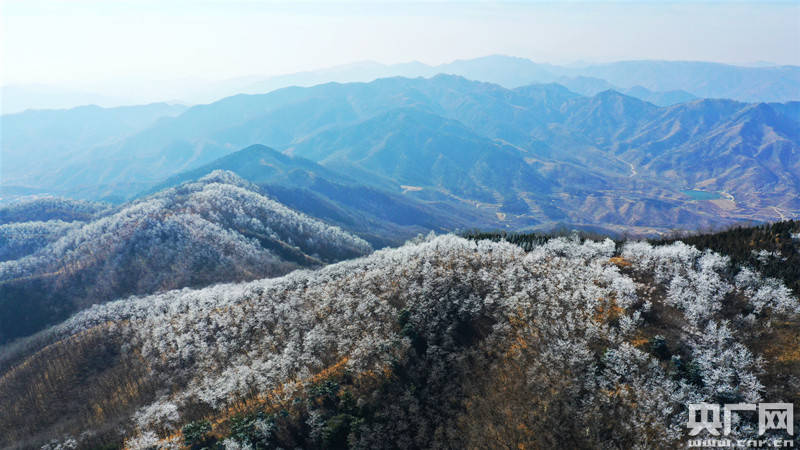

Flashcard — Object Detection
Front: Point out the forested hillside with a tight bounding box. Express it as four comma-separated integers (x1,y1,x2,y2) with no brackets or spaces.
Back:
0,171,371,345
0,197,110,225
654,220,800,296
2,230,796,449
466,220,800,297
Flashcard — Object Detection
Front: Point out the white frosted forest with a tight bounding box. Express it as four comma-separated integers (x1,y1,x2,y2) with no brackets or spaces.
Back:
12,233,797,449
0,171,371,282
0,171,372,345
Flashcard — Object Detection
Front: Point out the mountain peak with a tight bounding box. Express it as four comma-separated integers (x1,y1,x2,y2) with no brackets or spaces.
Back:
196,169,255,189
593,88,637,100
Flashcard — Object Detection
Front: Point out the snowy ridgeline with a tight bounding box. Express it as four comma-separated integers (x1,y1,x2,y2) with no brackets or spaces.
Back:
0,171,372,345
0,197,110,225
0,220,81,262
29,234,798,449
0,196,111,262
0,170,371,280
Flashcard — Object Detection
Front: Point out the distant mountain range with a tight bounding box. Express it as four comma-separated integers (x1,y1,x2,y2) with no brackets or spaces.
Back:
0,102,187,197
3,55,799,113
4,73,797,237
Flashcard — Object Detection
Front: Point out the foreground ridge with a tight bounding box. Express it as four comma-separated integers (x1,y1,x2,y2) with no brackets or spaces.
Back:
2,233,797,448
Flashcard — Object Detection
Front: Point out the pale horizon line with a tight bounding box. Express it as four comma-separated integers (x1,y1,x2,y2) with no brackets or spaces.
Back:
2,54,796,89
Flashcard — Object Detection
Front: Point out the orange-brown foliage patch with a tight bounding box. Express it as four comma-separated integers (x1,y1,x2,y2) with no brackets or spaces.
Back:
609,256,632,268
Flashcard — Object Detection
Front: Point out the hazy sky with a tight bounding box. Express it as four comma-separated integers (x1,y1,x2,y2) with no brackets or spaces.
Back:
2,0,799,87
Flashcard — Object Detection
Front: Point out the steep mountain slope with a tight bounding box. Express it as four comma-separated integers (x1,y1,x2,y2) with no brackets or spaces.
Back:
148,144,495,247
36,79,428,197
4,75,609,200
289,107,553,203
604,99,800,214
149,144,357,193
178,78,799,231
0,171,371,345
561,90,660,143
512,82,583,112
769,101,800,126
1,233,796,448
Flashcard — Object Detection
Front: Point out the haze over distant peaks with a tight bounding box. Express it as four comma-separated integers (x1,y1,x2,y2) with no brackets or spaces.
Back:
3,55,799,113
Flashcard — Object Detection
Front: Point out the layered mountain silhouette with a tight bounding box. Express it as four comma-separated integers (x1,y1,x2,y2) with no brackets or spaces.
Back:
0,103,186,199
8,56,797,112
149,144,490,247
2,74,798,236
210,55,800,104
